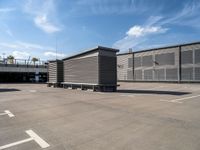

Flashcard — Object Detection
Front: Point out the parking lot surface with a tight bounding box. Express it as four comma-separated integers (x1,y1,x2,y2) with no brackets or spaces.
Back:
0,82,200,150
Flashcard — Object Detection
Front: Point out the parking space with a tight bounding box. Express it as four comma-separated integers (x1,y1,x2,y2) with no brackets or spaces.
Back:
0,82,200,150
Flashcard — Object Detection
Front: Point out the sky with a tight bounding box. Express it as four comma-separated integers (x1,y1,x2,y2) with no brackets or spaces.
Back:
0,0,200,60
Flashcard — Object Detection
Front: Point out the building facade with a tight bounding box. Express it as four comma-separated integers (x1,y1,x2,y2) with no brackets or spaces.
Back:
117,42,200,82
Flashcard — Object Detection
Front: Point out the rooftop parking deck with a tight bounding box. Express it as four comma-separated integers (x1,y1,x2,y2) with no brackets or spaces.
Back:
0,82,200,150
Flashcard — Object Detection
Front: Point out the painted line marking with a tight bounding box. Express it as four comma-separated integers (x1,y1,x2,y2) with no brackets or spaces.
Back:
0,130,50,149
29,90,37,93
0,110,15,117
160,95,200,103
26,130,50,148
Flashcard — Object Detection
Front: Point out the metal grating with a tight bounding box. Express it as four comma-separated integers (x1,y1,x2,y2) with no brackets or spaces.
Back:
134,57,141,68
195,49,200,64
128,58,133,68
154,69,165,81
134,70,142,80
155,53,175,66
166,68,178,81
181,50,193,64
181,68,193,81
142,55,153,67
144,69,153,80
195,67,200,80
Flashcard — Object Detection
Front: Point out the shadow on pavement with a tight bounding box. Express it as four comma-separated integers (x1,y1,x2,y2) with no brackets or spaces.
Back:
0,88,21,92
117,89,191,96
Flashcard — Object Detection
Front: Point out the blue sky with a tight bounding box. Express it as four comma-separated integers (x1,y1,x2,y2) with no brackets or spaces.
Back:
0,0,200,60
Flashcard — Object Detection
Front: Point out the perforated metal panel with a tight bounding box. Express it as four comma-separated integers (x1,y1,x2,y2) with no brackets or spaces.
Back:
142,55,153,67
166,68,178,81
155,53,175,66
181,50,193,64
195,49,200,64
134,70,142,80
144,69,153,80
128,58,133,68
181,68,193,80
134,57,141,68
154,69,165,81
195,67,200,80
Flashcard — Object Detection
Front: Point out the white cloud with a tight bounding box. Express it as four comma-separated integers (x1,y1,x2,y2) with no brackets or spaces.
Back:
0,8,15,13
126,25,167,37
0,41,55,60
44,51,66,59
12,51,30,59
24,0,61,34
113,24,168,50
34,15,60,33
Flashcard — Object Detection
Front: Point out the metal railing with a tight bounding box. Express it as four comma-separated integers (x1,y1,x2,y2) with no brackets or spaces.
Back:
0,58,47,66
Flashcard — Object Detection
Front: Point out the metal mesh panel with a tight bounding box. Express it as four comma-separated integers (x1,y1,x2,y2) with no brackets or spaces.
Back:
134,57,141,68
154,69,165,81
166,68,178,81
127,70,133,80
144,69,153,80
181,68,193,80
142,55,153,67
134,70,142,80
181,50,193,64
155,53,175,66
128,58,133,68
195,49,200,64
195,67,200,80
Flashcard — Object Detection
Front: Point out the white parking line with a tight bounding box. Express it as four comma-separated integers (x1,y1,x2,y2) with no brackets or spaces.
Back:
0,130,50,149
26,130,50,148
160,95,200,103
0,110,15,118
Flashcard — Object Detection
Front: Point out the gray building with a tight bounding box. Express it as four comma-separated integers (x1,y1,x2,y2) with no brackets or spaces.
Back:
117,41,200,82
0,59,47,83
62,46,119,91
47,60,63,87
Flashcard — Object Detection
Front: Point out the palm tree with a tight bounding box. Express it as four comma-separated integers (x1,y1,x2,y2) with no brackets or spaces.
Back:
32,57,39,65
7,55,15,64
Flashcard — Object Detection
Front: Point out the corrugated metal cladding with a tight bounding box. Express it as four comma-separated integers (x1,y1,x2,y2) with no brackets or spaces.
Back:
48,60,63,83
117,42,200,82
64,54,99,84
63,47,118,85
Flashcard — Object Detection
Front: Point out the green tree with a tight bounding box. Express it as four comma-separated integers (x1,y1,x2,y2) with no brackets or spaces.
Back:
7,55,15,64
32,57,39,65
